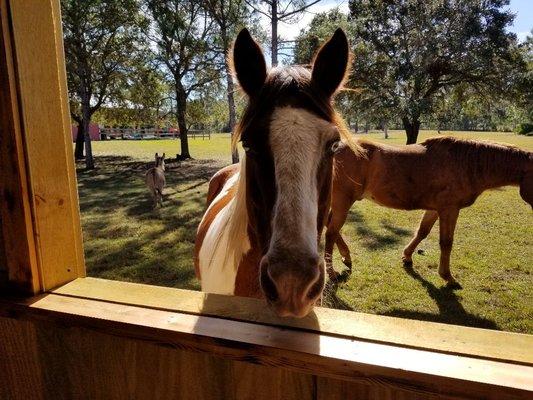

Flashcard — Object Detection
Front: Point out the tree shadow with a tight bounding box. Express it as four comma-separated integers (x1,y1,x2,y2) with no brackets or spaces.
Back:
322,278,354,312
345,208,412,250
75,155,225,289
382,264,500,330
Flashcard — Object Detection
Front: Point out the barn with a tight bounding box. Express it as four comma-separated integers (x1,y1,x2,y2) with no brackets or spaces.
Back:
71,123,101,142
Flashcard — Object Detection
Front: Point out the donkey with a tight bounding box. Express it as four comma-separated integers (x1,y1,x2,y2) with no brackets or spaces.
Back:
325,137,533,287
145,152,166,208
194,28,361,318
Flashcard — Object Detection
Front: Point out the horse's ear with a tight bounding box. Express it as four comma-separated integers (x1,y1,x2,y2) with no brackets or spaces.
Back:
232,28,267,96
311,28,349,97
162,153,165,159
155,152,159,158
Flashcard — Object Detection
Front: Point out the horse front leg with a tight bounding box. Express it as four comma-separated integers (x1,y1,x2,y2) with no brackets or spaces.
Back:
335,233,352,271
325,206,351,282
438,208,461,288
402,210,438,266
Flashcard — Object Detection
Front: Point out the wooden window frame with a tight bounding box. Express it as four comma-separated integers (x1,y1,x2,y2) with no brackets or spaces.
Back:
0,1,531,398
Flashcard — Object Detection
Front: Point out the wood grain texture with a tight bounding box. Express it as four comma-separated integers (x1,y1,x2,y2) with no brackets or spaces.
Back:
0,316,316,400
53,277,533,366
0,294,531,399
0,0,40,293
6,0,84,290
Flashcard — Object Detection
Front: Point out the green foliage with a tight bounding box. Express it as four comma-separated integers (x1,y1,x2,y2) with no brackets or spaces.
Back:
62,0,146,117
293,8,350,64
516,123,533,135
145,0,223,157
347,0,526,142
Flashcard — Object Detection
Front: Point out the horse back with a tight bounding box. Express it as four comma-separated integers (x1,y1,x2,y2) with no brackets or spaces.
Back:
205,163,240,207
145,168,165,190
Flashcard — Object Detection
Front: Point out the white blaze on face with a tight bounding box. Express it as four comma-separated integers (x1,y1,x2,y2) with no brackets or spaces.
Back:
268,106,338,254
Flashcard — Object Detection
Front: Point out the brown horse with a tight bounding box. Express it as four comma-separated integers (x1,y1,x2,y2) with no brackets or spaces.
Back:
145,152,166,208
194,28,359,317
326,137,533,287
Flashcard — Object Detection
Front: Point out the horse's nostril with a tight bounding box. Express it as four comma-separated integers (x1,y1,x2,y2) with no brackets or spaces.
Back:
260,261,279,302
305,262,325,300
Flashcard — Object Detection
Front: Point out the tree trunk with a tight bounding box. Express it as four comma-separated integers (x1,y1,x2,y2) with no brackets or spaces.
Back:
74,122,85,159
271,0,278,66
223,33,239,164
383,121,389,139
403,116,420,144
82,106,94,169
175,84,190,159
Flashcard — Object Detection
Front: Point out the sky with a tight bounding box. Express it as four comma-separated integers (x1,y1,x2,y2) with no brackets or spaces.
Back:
271,0,532,43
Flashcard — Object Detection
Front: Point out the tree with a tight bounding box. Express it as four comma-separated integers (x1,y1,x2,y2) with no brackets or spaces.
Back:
293,8,350,64
125,60,171,127
203,0,251,163
348,0,525,144
247,0,321,65
62,0,144,169
145,0,221,159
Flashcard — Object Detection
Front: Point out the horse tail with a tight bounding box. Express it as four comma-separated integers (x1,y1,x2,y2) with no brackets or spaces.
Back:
520,171,533,208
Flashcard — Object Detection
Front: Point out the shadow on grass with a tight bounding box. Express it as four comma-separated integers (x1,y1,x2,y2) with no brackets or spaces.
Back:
383,264,500,330
76,155,224,289
324,263,499,330
345,207,411,250
322,278,354,311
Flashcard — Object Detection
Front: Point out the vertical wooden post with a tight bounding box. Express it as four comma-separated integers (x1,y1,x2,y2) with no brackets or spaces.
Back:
0,0,85,293
0,0,40,293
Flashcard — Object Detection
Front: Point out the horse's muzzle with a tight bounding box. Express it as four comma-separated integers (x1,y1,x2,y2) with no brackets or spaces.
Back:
259,250,325,318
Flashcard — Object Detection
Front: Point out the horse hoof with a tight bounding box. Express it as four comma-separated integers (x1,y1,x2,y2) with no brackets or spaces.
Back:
341,258,352,269
327,269,341,282
338,269,352,283
402,258,413,268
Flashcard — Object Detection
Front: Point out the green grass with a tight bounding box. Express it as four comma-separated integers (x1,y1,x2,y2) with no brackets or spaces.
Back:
77,130,533,333
90,133,235,162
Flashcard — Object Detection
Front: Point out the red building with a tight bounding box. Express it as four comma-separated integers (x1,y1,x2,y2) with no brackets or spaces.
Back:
72,123,100,142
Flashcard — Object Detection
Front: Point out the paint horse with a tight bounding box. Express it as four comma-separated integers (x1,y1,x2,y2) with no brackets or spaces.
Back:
325,137,533,287
145,152,166,208
194,28,359,318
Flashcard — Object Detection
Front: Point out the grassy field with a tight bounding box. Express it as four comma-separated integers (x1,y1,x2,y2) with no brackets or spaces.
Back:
77,130,533,333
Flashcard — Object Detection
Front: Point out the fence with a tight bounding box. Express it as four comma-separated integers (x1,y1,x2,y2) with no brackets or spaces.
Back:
99,127,211,140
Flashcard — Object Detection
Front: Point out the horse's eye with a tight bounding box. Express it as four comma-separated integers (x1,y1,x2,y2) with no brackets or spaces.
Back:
327,140,342,155
242,142,257,156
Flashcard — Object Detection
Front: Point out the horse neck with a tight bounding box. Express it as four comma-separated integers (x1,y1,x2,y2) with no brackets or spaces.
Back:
339,140,373,183
473,147,529,190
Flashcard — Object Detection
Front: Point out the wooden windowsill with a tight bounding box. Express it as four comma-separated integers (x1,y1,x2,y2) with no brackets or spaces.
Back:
0,277,532,398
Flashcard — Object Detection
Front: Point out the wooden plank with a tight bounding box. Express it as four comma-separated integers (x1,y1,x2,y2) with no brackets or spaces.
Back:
53,277,533,366
0,318,45,400
0,316,316,400
0,0,40,293
8,0,85,290
0,294,531,399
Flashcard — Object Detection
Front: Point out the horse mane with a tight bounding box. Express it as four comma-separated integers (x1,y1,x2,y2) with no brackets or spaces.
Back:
231,66,364,157
421,136,532,179
201,155,250,275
